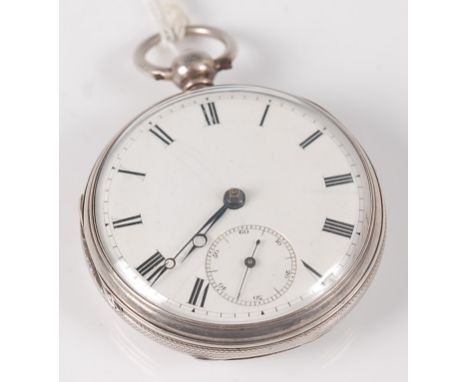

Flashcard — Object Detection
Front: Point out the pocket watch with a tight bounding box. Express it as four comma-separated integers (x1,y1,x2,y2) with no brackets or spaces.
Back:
80,25,385,359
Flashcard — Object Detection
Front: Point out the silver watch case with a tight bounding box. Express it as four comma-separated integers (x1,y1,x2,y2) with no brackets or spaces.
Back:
80,85,386,360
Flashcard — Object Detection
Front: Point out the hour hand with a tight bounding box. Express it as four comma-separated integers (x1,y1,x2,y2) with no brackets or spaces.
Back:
178,188,246,263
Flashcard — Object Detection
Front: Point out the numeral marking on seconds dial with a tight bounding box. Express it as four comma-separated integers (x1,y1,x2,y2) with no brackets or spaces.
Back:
188,277,209,308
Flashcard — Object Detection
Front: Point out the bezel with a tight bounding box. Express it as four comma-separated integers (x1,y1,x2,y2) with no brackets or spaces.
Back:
80,84,385,359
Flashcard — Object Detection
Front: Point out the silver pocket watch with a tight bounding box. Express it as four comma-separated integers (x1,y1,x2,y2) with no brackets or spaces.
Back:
80,25,385,359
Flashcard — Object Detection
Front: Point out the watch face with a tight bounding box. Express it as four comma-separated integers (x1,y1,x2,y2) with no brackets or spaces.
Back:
93,85,373,325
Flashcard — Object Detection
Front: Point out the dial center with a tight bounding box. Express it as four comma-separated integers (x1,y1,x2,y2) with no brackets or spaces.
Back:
244,257,256,268
223,188,246,210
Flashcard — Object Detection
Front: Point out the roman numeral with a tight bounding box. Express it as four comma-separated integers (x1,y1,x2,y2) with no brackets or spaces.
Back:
201,102,220,125
149,124,174,145
188,277,209,308
259,104,270,126
322,218,354,238
299,130,323,149
117,168,146,177
301,260,322,278
112,214,142,229
136,251,167,285
324,173,353,187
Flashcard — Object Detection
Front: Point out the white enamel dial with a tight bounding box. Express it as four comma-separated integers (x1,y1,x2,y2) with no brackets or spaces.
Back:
94,86,372,325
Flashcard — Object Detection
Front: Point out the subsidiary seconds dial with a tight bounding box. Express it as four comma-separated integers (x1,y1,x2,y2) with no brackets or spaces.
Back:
206,225,297,306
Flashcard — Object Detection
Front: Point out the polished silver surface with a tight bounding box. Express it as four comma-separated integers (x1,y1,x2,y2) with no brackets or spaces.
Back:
80,84,386,360
134,25,237,90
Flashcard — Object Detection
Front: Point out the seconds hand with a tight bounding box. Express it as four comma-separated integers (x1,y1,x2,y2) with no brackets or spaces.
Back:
236,239,261,301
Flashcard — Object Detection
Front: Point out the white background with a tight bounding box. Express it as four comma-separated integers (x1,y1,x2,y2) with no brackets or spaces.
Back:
60,1,407,381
